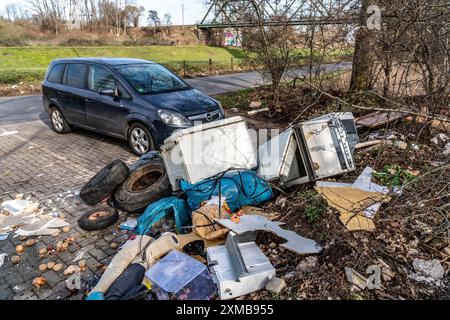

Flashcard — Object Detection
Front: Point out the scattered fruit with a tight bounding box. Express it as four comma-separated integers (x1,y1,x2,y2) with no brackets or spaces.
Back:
47,261,55,269
15,245,24,254
11,255,21,264
38,264,47,271
62,226,70,233
53,263,63,272
230,214,240,223
64,265,80,275
38,247,48,256
25,239,36,247
32,276,47,289
110,242,118,249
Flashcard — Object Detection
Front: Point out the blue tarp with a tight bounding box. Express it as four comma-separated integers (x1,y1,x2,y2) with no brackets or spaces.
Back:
181,170,272,212
135,170,272,235
135,196,191,235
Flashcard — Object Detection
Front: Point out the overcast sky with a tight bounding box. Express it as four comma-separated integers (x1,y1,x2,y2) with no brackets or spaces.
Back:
0,0,208,25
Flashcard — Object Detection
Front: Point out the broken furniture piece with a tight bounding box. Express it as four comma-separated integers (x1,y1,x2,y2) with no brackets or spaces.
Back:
315,166,399,231
215,214,322,255
207,232,275,300
355,111,403,128
257,112,358,188
161,116,257,190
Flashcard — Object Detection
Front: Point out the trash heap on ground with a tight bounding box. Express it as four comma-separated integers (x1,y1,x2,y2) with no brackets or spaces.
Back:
4,111,443,300
68,113,384,300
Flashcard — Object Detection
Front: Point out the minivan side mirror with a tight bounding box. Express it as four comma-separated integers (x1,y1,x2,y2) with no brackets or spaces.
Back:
99,88,117,97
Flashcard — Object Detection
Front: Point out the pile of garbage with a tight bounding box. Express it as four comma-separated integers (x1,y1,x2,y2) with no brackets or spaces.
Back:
67,113,380,300
72,114,412,300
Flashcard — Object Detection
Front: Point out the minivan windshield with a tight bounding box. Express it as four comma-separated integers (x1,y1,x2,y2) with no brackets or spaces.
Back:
115,63,189,95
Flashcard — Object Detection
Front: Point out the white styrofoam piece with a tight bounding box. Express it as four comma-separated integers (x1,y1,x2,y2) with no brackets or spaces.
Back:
215,215,322,255
1,200,32,215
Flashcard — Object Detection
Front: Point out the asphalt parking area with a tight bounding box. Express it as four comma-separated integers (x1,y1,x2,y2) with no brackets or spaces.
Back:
0,119,137,300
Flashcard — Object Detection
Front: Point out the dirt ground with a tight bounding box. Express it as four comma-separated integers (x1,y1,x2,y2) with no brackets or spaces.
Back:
0,82,42,97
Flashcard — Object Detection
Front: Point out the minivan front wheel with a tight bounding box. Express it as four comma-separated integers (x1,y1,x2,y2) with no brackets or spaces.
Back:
128,123,155,156
50,108,71,133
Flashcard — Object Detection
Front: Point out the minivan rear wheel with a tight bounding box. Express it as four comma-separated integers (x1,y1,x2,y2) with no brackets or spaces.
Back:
128,123,155,156
50,108,71,133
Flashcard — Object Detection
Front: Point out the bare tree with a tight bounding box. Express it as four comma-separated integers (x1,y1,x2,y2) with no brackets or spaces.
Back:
163,12,172,27
126,4,144,27
147,10,160,27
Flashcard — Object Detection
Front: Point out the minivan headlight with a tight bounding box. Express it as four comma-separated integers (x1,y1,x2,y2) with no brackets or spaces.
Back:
158,109,192,127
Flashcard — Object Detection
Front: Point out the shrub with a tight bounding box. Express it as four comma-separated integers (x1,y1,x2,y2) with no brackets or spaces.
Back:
297,189,327,224
59,38,107,46
0,38,27,47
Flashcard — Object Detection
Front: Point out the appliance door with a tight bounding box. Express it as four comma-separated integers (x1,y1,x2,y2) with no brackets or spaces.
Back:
300,119,355,179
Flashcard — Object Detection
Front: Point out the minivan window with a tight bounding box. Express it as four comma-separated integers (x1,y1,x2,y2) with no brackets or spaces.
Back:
115,63,189,95
65,64,88,89
47,64,65,83
89,65,116,92
117,82,131,99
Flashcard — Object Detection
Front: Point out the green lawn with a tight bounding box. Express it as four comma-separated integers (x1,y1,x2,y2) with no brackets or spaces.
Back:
0,45,245,84
0,45,352,84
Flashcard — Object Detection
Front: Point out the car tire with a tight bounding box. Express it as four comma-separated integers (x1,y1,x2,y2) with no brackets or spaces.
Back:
128,123,155,156
113,157,171,213
77,206,119,231
80,160,129,206
50,107,71,133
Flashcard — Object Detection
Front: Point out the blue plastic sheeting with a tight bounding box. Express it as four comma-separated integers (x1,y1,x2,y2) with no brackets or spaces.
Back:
181,170,272,212
86,291,105,300
135,196,191,235
135,170,272,235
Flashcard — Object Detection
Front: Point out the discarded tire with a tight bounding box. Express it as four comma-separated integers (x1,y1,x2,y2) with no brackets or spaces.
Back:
113,157,171,213
80,160,129,206
77,206,119,231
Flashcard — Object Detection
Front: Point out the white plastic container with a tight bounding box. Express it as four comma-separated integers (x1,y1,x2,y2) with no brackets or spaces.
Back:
160,116,257,190
207,232,275,300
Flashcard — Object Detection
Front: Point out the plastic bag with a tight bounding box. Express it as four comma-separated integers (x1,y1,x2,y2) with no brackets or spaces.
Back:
135,196,191,235
181,170,272,212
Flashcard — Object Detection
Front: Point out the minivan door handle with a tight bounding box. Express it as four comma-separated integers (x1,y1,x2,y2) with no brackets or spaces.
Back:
85,98,93,102
56,91,64,97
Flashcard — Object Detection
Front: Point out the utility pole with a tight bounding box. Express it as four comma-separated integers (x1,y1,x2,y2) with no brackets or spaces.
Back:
182,3,185,26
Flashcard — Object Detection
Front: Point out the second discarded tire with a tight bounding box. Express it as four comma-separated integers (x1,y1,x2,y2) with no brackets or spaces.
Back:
80,160,129,206
113,157,171,213
78,206,119,231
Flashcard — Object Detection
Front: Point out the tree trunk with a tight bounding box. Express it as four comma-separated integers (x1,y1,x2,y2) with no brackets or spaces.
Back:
350,0,375,92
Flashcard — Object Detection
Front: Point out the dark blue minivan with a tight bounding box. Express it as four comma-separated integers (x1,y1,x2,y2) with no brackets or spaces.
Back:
42,58,224,155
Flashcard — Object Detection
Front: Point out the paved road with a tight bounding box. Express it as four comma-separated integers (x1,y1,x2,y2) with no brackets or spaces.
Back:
0,62,351,125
